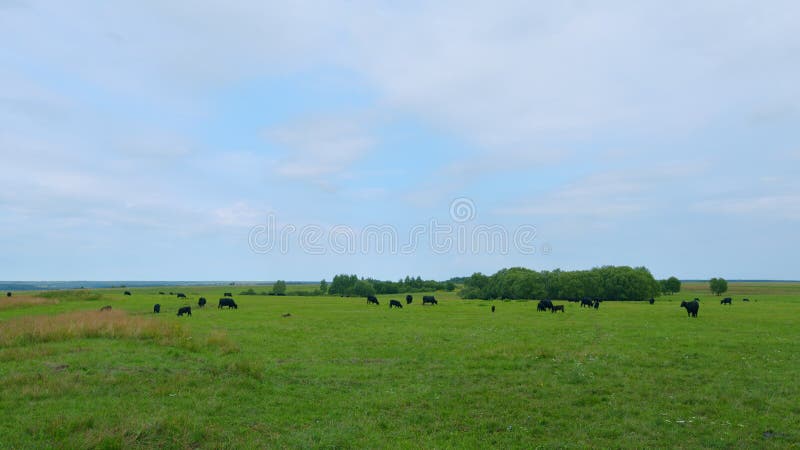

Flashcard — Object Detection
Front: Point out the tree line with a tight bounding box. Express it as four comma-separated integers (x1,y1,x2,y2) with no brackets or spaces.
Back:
237,271,743,300
458,266,672,301
327,274,456,297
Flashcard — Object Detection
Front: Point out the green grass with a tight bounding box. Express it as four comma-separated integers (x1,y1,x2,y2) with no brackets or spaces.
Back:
1,284,798,448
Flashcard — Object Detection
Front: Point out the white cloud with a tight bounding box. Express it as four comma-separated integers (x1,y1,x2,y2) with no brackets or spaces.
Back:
344,1,800,153
693,195,800,221
213,201,264,228
266,116,375,182
495,162,708,218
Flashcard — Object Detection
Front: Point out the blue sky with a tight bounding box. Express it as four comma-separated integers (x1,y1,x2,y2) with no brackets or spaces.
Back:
1,1,799,281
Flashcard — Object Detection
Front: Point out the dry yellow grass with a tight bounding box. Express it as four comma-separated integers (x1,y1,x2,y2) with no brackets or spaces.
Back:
0,310,186,347
0,309,238,353
0,295,59,310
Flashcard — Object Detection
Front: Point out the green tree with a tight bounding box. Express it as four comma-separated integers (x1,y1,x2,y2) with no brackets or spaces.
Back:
329,274,358,296
709,277,728,296
353,280,376,297
319,279,328,294
662,276,681,295
272,280,287,296
459,272,490,299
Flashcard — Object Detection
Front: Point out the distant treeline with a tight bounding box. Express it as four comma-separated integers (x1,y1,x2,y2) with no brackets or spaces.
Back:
459,266,667,301
328,274,456,297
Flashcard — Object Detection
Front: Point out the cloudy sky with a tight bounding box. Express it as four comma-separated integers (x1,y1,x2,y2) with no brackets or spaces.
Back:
2,1,798,281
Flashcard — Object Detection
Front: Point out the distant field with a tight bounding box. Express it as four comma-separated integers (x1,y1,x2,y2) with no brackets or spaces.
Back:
681,281,800,296
1,283,798,448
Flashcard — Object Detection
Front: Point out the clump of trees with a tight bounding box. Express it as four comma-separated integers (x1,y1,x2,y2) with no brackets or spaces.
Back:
660,276,681,295
328,274,455,297
319,279,328,294
272,280,287,296
459,266,663,301
709,277,728,295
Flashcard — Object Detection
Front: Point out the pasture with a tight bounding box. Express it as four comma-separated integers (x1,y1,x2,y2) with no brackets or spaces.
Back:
1,283,798,448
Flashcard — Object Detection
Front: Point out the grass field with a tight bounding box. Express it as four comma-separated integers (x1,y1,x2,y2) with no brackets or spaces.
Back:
1,283,798,448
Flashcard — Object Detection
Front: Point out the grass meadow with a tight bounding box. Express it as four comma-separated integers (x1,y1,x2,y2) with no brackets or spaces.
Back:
0,282,798,448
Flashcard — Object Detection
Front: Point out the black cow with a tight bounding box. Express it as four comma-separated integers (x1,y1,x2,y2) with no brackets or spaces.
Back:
580,298,593,308
593,299,600,309
742,298,750,302
177,306,192,316
491,305,495,313
367,295,379,305
198,297,207,307
153,304,161,313
176,293,186,299
649,298,655,305
224,292,233,297
406,295,413,304
537,299,553,312
169,292,173,295
100,305,112,312
680,300,699,318
422,295,438,305
218,298,238,309
721,297,732,305
6,292,11,297
123,291,131,296
552,305,565,313
158,291,165,295
389,299,403,308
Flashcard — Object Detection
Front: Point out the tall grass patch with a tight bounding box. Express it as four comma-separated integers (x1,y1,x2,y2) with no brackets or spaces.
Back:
0,295,58,310
37,290,105,302
0,310,187,347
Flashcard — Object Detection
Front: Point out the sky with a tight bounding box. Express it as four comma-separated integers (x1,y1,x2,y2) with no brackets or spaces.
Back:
1,1,799,281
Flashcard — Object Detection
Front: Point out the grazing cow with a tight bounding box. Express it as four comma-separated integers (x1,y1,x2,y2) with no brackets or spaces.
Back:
282,313,292,318
224,292,233,297
742,298,750,302
100,305,112,312
406,294,413,304
593,299,600,309
721,297,732,305
6,292,11,297
153,304,161,313
158,291,165,295
176,293,186,299
198,297,207,307
389,299,403,308
552,305,565,313
580,298,593,308
123,291,131,296
649,298,655,305
367,295,379,305
177,306,192,316
218,298,238,309
537,299,554,312
422,295,438,305
680,300,700,318
492,305,495,313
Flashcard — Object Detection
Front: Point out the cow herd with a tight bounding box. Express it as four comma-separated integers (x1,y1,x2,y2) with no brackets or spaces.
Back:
110,289,752,320
123,291,243,317
362,293,750,319
676,296,752,318
367,294,439,308
535,298,599,313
